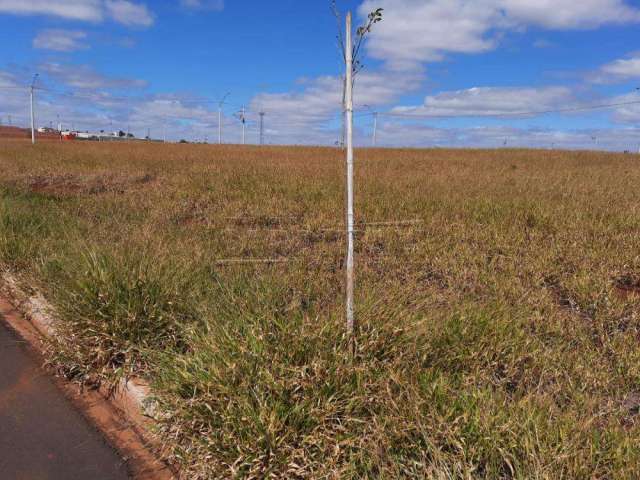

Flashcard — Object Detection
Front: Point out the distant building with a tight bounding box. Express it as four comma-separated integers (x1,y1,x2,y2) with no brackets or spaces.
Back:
61,131,76,141
75,132,99,140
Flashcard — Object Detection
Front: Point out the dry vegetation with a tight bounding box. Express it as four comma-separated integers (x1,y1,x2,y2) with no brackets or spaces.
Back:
2,139,640,478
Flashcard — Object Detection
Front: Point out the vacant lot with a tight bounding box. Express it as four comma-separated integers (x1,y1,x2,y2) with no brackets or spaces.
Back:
0,126,60,140
1,140,640,478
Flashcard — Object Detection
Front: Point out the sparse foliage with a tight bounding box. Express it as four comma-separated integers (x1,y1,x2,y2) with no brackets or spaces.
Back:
332,2,383,147
332,1,383,76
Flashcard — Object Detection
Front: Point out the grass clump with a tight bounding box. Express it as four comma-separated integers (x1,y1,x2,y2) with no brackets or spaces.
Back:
49,249,200,384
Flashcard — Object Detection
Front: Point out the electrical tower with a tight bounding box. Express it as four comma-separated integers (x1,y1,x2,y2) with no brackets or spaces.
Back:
30,73,39,144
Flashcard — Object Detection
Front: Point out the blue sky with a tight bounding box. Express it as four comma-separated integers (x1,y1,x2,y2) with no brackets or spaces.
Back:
1,0,640,149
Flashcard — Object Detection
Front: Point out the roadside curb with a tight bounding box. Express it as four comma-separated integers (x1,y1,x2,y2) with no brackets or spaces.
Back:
0,270,176,480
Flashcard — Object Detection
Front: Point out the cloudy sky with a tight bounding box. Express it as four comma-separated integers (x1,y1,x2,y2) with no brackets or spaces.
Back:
2,0,640,149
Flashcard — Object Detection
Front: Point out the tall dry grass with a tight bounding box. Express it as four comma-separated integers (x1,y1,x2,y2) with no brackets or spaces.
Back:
2,140,640,478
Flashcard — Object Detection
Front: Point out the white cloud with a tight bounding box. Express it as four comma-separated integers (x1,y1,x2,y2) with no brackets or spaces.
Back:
41,62,148,90
358,0,640,68
392,86,576,117
251,71,422,119
180,0,224,10
248,77,344,145
0,0,103,22
0,0,153,26
247,69,423,144
609,91,640,123
33,29,89,52
104,0,153,27
130,97,212,124
499,0,640,29
0,70,18,88
357,0,500,67
590,54,640,84
367,121,640,151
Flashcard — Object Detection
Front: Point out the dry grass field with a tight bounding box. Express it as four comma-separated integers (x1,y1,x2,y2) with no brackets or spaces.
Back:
2,139,640,478
0,126,60,140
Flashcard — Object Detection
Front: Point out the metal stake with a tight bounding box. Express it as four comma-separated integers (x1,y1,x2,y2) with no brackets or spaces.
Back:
344,12,355,339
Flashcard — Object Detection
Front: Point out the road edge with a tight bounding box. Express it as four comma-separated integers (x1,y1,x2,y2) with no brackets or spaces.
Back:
0,270,176,480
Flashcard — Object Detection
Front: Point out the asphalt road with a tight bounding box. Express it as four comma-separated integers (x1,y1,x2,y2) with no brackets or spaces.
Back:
0,316,130,480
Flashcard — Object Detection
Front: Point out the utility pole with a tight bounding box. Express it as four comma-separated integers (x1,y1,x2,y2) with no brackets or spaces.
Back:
372,112,378,146
344,12,355,339
218,92,230,144
636,88,639,155
30,73,39,145
259,111,265,145
241,106,246,145
341,76,346,148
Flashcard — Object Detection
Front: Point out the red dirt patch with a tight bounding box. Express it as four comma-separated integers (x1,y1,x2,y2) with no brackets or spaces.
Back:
0,126,60,140
614,275,640,300
22,173,156,198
